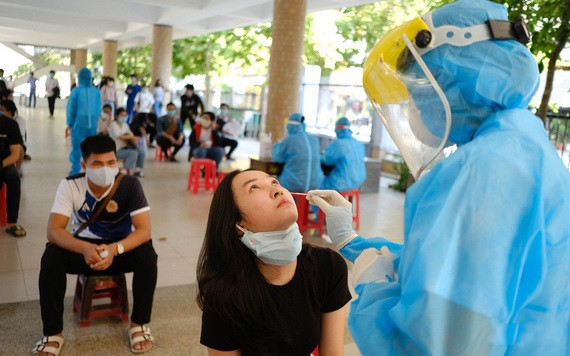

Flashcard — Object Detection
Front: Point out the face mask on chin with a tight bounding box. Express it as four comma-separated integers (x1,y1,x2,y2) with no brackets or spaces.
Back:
237,223,303,266
85,166,118,187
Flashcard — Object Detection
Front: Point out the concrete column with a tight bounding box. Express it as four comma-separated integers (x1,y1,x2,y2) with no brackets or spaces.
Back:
265,0,307,143
102,40,118,79
151,24,173,95
70,49,87,87
72,49,88,71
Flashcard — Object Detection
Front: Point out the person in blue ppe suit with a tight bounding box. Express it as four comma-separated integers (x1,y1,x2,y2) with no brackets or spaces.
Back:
272,113,323,192
67,67,101,175
125,75,141,123
321,117,366,192
308,0,570,354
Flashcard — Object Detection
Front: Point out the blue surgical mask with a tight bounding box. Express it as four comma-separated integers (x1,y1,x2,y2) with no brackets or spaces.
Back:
0,110,5,116
220,109,228,116
85,166,118,187
167,110,176,117
237,223,302,266
118,116,128,124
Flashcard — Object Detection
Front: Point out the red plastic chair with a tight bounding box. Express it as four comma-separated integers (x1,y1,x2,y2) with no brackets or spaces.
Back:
154,146,173,161
187,158,217,194
73,274,129,327
340,189,360,230
291,193,325,237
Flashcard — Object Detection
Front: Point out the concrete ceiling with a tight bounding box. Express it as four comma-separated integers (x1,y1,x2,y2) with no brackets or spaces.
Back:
0,0,376,50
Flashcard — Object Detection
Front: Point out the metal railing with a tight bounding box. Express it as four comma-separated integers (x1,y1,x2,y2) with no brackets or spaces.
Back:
546,108,570,170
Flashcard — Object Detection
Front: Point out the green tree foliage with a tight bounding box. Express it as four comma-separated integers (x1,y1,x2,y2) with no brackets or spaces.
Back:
334,0,441,67
172,24,272,79
116,45,152,85
497,0,570,123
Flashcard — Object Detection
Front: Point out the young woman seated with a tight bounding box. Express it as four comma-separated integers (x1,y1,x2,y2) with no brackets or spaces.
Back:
197,169,351,355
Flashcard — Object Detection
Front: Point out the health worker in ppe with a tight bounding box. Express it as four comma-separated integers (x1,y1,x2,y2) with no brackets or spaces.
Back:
67,67,101,176
307,0,570,354
272,113,324,192
321,117,366,192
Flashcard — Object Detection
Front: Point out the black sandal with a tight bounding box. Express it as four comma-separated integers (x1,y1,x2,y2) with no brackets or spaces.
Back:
6,225,26,237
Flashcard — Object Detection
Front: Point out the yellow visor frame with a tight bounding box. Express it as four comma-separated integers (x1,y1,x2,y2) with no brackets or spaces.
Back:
363,17,429,105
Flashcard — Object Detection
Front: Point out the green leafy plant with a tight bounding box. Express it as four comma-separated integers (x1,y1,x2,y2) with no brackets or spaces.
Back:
389,157,412,192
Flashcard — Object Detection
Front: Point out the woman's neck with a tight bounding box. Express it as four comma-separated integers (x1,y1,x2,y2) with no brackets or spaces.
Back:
258,259,297,286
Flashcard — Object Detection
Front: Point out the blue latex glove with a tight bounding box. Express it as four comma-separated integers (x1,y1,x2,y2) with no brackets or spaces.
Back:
307,189,358,248
352,246,396,286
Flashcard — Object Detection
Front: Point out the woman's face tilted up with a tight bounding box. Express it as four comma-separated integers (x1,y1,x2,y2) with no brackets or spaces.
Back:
232,170,298,233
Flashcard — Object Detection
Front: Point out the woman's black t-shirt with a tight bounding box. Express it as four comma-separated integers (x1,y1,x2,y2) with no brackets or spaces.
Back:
200,245,352,355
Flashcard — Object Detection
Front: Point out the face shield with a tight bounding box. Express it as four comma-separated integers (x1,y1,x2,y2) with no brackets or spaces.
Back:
363,12,530,179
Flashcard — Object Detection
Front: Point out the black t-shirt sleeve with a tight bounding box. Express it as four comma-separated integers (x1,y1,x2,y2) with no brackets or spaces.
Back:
5,119,23,146
124,176,149,213
321,248,352,313
200,306,239,351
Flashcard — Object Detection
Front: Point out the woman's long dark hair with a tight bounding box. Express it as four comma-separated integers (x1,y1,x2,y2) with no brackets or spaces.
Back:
196,169,293,352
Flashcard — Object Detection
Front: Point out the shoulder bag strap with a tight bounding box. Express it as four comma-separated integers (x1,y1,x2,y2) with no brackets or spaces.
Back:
74,173,124,237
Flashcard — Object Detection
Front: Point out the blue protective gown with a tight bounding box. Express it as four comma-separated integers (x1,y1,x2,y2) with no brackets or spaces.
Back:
340,109,570,355
321,128,366,192
272,124,323,192
66,68,101,175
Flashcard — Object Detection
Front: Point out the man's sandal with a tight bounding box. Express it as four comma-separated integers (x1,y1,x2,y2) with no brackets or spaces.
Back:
129,325,155,354
32,335,64,356
6,225,26,237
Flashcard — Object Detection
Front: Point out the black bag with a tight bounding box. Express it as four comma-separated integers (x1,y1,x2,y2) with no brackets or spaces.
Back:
53,86,61,98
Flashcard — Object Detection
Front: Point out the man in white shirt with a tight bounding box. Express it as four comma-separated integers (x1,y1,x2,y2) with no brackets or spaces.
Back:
45,70,59,118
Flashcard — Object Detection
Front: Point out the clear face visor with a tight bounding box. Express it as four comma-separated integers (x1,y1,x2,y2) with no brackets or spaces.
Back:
363,13,530,180
363,17,451,179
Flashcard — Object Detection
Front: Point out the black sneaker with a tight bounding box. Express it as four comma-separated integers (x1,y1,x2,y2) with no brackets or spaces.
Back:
24,154,31,161
169,156,179,163
134,171,145,178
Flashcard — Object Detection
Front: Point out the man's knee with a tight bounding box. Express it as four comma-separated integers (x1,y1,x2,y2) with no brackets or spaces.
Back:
133,242,158,270
40,243,67,270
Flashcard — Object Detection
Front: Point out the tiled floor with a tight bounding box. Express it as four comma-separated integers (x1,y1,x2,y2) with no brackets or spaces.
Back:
0,105,405,354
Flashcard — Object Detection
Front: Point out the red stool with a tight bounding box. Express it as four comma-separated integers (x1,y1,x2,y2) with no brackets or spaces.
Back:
73,274,129,327
341,189,360,230
291,193,325,237
187,158,217,194
215,171,229,190
0,184,7,227
155,146,173,161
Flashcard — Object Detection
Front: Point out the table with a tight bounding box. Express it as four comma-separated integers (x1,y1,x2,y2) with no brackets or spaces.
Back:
249,157,284,176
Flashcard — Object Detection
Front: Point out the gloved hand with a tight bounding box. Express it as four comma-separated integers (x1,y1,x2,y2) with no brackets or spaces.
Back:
307,189,357,248
352,246,396,286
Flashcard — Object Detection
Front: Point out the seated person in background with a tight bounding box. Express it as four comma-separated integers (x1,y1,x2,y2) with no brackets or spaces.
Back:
0,100,27,173
97,104,113,136
0,100,25,237
108,108,145,177
130,112,157,148
156,102,185,162
189,111,224,167
197,169,351,355
215,103,240,161
272,113,323,192
33,135,157,356
321,117,366,192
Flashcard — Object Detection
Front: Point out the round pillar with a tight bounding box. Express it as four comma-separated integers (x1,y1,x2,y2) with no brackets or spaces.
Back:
265,0,307,143
102,40,118,79
151,24,173,96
